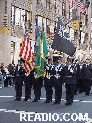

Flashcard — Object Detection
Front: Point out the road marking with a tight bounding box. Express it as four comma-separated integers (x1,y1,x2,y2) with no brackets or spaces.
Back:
0,96,14,98
0,96,92,103
85,118,92,123
0,96,34,99
40,98,92,103
0,109,35,114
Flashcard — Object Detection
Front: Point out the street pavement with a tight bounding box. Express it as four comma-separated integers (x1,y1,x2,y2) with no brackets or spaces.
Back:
0,85,92,123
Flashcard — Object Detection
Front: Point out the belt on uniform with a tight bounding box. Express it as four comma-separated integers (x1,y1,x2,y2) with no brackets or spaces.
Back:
16,74,20,76
50,75,54,77
65,76,72,77
54,75,61,79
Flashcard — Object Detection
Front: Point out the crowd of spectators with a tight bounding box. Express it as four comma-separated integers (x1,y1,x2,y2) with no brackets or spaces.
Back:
0,63,16,88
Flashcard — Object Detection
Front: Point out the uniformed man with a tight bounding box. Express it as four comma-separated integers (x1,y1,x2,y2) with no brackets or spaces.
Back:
91,61,92,85
14,59,25,101
73,59,80,95
78,60,84,93
32,69,43,102
23,69,34,101
82,58,92,95
44,58,55,103
64,58,76,105
53,57,64,104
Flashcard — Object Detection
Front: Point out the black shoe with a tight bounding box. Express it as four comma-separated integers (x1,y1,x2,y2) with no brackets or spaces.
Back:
44,101,51,103
74,93,77,95
57,102,60,104
29,97,31,99
85,93,90,96
65,103,72,105
23,99,28,101
79,92,82,93
53,102,58,105
14,99,20,101
79,91,82,93
32,99,38,102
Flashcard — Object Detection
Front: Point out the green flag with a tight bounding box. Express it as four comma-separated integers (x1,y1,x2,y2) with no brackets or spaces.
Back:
35,21,48,78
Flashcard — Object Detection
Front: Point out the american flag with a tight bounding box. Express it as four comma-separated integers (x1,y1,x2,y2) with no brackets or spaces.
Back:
67,0,73,8
77,0,87,15
19,24,34,73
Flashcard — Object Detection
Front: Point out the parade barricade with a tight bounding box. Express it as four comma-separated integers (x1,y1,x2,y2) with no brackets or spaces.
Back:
4,74,14,87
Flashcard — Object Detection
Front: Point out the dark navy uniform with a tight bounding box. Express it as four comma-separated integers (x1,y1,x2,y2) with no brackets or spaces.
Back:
32,71,43,102
74,63,80,94
91,63,92,85
82,63,92,95
44,64,55,103
78,64,84,93
53,64,64,104
24,70,34,101
64,64,76,105
14,65,25,101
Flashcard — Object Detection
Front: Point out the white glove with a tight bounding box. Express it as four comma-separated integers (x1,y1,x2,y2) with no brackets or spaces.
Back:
46,66,49,70
59,67,62,71
26,73,29,76
70,68,73,73
55,67,58,72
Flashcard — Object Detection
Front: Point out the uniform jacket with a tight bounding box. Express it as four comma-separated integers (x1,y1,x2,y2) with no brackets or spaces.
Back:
82,63,92,80
33,72,43,88
15,65,25,84
54,64,65,84
75,63,80,79
64,65,76,84
44,64,55,86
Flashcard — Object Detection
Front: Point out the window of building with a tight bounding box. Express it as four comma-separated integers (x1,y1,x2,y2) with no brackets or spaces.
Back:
21,9,25,28
11,6,30,29
27,12,30,21
85,15,88,26
25,11,27,22
62,2,65,16
47,19,50,34
46,0,50,9
12,6,15,25
5,1,7,14
15,7,20,26
43,18,46,33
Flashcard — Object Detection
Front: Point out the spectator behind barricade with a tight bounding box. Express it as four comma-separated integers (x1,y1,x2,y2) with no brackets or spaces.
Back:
8,64,14,76
0,63,6,76
3,65,9,87
4,65,9,75
0,67,4,87
6,65,13,87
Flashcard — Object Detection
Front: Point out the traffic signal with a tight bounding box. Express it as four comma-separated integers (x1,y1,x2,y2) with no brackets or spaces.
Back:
79,21,83,30
73,20,78,30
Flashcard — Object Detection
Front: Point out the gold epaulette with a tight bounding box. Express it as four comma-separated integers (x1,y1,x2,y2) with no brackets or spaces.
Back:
43,71,46,77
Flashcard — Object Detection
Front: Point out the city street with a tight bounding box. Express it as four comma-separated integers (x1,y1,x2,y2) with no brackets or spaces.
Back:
0,85,92,123
0,0,92,122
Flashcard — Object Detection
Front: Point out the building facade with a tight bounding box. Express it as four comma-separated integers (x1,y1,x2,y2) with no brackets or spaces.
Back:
0,0,91,66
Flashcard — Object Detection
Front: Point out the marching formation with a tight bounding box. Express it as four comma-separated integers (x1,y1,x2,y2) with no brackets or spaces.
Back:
14,57,92,106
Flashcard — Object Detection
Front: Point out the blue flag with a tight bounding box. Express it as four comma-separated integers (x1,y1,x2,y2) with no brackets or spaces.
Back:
80,0,84,3
35,18,40,53
25,23,29,39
